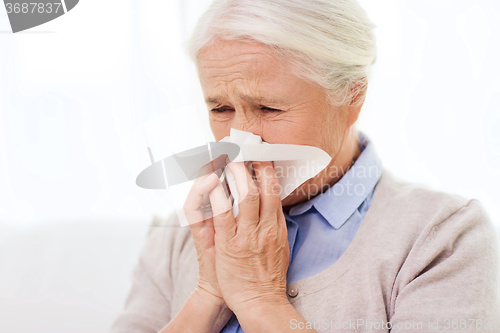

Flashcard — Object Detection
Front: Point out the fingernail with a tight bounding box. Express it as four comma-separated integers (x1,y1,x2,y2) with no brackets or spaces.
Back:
204,173,217,183
201,173,215,184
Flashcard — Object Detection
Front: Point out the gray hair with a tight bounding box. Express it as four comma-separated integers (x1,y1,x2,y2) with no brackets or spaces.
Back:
186,0,377,108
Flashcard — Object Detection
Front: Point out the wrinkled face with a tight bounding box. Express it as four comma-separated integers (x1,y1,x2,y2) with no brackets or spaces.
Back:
197,38,357,206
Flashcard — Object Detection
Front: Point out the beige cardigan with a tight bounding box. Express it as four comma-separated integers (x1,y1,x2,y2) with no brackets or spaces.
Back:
110,170,500,332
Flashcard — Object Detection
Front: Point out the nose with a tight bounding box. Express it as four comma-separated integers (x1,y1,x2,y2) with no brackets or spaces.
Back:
230,108,264,138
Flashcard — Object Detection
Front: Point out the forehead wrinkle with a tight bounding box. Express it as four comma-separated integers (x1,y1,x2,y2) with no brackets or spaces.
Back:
199,42,275,63
199,43,294,107
236,91,286,105
203,69,270,105
199,54,269,76
205,89,286,106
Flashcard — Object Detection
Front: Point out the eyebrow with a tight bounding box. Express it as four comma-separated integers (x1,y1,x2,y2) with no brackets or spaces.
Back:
205,92,285,106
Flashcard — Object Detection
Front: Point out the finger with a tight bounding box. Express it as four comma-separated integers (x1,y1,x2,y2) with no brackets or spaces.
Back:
209,176,236,241
184,173,219,226
225,160,260,231
252,161,282,224
276,209,288,247
200,193,213,221
195,153,229,179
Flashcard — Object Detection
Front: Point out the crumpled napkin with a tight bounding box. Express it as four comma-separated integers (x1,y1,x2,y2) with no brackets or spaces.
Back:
219,128,332,218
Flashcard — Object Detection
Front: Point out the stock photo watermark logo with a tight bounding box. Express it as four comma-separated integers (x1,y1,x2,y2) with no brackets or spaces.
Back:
3,0,78,33
135,143,378,227
136,143,241,190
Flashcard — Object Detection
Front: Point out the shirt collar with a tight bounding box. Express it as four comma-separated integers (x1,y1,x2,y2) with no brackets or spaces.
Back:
285,131,383,229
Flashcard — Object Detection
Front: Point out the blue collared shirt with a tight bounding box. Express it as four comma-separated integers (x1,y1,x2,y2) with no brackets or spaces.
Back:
221,131,383,332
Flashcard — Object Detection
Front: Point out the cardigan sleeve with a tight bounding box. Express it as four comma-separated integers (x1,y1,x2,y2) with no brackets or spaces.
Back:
109,217,181,333
389,199,500,332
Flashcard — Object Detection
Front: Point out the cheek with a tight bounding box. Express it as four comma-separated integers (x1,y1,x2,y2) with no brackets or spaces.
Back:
261,117,321,146
210,120,230,141
267,111,339,154
209,111,330,148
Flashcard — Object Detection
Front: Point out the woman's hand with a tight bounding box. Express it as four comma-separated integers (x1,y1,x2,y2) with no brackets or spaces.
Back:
181,160,314,333
208,160,290,313
184,172,226,306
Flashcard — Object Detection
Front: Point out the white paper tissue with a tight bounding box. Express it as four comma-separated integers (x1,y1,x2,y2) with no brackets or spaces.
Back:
219,128,332,218
171,128,332,226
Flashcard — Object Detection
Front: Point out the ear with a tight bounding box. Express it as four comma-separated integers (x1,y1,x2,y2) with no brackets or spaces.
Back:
347,78,368,127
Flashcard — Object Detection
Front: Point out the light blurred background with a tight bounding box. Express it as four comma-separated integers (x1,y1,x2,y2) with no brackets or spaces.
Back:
0,0,499,332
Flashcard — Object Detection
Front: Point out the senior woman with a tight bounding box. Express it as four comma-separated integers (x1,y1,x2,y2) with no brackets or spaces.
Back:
111,1,500,332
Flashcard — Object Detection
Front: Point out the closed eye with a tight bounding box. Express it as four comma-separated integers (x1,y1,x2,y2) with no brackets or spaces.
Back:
211,106,234,113
210,106,282,113
260,106,282,112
